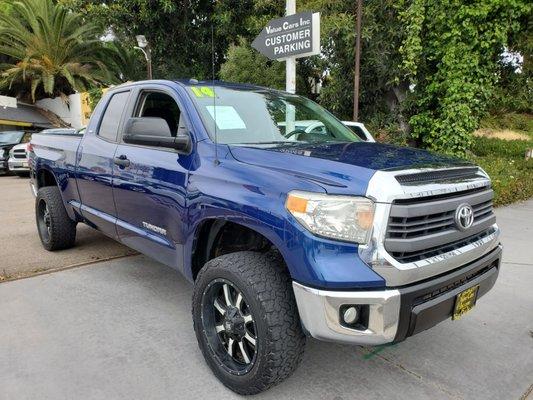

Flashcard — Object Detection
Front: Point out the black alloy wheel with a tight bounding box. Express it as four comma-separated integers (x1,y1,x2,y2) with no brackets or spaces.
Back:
201,278,258,374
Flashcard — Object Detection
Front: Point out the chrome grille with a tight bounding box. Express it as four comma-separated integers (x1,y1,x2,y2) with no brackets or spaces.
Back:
385,187,496,263
13,149,26,159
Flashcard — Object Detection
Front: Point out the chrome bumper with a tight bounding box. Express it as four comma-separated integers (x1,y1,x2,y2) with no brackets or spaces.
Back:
293,245,501,346
292,282,400,345
8,159,29,171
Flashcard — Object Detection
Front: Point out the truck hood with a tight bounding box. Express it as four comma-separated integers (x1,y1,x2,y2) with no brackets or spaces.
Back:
229,142,471,194
10,143,27,151
0,143,17,150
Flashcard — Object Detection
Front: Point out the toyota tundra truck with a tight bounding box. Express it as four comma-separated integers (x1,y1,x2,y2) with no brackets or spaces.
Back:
29,80,501,395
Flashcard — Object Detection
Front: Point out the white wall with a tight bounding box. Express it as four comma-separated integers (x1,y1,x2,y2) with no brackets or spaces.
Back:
36,93,84,128
0,95,17,108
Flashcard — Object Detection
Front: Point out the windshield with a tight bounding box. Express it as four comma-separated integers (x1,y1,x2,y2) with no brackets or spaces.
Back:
0,131,24,145
187,86,360,146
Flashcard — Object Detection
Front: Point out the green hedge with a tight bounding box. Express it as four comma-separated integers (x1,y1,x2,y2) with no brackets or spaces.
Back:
469,136,533,206
479,113,533,136
471,136,531,158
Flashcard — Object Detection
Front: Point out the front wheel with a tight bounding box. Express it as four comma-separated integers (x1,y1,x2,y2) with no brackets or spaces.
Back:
192,251,306,395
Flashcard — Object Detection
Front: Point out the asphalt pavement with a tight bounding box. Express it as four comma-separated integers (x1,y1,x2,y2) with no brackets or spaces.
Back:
1,199,532,400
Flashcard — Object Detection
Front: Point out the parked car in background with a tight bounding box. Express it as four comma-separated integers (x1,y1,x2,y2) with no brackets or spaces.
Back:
277,120,375,142
342,121,375,142
0,131,33,175
8,142,31,176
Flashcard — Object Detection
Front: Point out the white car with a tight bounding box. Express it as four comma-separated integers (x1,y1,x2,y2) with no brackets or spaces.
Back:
278,120,375,142
341,121,375,142
8,142,30,176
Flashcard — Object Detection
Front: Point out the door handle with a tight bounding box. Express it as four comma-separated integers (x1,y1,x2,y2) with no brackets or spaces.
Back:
113,155,130,167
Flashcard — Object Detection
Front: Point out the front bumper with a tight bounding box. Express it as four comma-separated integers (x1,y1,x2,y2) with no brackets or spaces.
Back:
293,245,501,345
8,158,29,172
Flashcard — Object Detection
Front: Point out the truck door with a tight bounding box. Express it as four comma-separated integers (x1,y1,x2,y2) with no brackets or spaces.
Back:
76,90,130,238
112,87,194,270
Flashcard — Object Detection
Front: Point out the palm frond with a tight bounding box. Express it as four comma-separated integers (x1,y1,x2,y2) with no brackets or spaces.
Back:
30,76,41,102
0,0,115,102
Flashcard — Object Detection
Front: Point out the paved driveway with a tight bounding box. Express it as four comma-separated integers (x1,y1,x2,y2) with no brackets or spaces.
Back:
1,200,532,400
0,176,135,279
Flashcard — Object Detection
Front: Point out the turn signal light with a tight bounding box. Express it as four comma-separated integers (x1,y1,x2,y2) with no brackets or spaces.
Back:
286,194,308,213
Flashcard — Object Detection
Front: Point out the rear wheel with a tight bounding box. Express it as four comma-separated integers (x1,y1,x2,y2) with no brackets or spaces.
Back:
36,186,77,251
192,251,305,395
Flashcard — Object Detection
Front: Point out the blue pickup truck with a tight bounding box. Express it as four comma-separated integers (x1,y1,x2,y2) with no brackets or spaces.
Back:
29,80,501,394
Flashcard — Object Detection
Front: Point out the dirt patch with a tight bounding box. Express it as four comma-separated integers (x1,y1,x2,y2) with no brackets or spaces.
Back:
474,128,530,141
0,175,137,277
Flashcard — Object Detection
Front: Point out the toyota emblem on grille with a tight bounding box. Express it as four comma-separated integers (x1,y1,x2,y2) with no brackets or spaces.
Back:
455,203,474,231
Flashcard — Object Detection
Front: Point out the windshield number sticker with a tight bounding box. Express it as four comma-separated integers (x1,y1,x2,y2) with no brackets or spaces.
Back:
191,86,215,98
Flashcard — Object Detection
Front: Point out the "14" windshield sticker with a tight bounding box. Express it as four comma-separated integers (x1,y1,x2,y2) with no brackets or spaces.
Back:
191,86,215,98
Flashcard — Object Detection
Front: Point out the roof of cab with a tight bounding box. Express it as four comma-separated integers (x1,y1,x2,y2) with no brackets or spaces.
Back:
106,79,282,93
174,79,273,92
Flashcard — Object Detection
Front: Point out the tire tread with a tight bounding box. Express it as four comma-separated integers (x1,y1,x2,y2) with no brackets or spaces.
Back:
36,186,76,251
193,251,305,395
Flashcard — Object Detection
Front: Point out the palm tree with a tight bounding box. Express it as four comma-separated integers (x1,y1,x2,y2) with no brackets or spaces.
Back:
0,0,115,102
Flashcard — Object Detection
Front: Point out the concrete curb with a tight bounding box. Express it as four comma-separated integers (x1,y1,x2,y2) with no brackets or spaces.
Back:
0,253,138,283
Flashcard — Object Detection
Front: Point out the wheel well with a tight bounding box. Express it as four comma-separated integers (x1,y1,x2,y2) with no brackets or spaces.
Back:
37,169,57,188
191,220,283,280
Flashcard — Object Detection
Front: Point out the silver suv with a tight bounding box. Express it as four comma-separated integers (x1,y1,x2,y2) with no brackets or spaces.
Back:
8,142,30,176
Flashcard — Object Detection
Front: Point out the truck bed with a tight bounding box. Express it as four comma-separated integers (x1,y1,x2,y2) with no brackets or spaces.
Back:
30,132,83,218
31,132,82,165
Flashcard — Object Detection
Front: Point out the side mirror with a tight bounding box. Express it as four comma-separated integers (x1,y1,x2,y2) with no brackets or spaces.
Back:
123,117,191,152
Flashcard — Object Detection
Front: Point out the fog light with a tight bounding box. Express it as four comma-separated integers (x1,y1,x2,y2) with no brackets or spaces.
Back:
342,306,359,324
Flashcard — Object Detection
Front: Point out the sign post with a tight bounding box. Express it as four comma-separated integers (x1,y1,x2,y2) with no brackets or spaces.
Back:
353,0,363,121
285,0,296,133
285,0,296,94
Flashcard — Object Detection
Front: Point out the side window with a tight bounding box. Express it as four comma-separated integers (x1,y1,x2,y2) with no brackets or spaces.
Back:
309,124,327,135
135,91,182,137
98,91,130,141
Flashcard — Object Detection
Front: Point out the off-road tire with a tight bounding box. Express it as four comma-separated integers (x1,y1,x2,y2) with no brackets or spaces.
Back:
192,251,306,395
36,186,77,251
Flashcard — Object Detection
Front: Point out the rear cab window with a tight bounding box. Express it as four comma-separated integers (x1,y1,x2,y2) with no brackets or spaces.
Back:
98,91,130,141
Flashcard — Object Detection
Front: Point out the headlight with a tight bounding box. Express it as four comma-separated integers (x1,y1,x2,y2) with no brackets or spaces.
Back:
286,191,375,244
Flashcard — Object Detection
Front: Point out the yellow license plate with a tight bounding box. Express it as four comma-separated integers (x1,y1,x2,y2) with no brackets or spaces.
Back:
453,285,479,320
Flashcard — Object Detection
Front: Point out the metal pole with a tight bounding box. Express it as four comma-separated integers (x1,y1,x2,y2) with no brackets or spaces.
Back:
285,0,296,94
285,0,296,135
146,46,153,80
353,0,362,121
